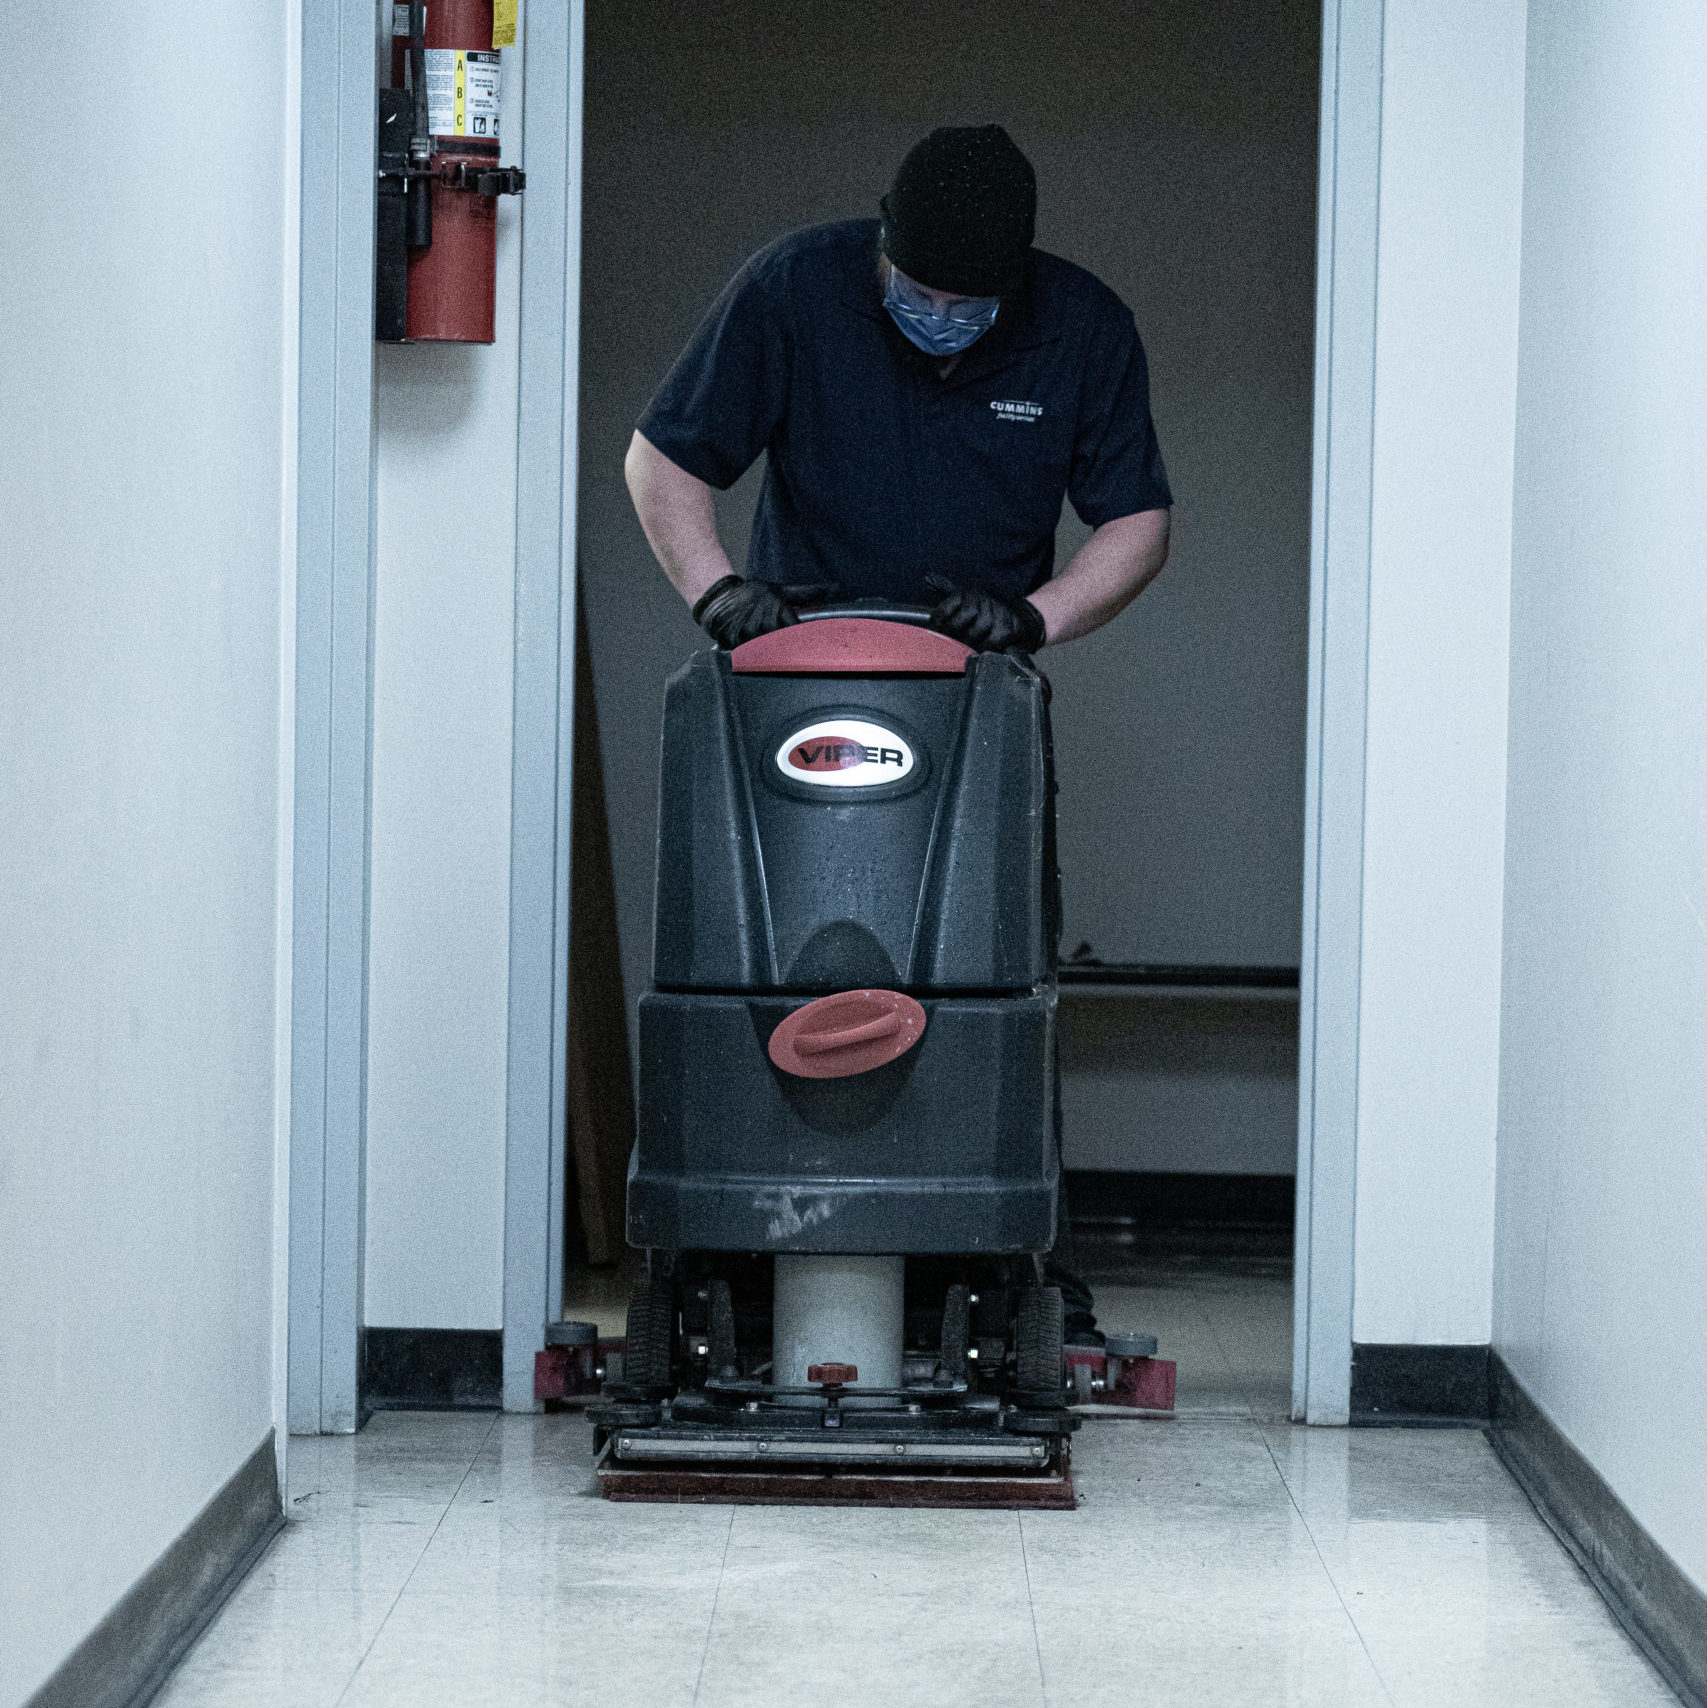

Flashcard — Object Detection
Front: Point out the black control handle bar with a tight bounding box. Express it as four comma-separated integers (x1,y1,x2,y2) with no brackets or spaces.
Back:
794,598,936,628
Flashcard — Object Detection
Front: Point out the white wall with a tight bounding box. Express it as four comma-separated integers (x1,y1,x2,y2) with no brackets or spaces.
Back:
1494,0,1707,1590
1350,0,1527,1344
362,35,525,1330
0,2,297,1700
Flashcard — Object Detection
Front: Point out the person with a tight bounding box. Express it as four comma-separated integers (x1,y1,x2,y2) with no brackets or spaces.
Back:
625,124,1173,1343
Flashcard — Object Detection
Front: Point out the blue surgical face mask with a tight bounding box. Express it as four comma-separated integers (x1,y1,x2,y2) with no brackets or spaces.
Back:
882,264,1000,355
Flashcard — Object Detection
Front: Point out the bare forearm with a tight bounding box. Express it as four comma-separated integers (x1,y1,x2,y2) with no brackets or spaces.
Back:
1027,508,1171,645
624,430,736,607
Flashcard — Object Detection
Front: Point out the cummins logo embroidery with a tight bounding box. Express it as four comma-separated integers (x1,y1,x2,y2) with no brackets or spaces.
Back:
991,399,1043,423
776,718,916,788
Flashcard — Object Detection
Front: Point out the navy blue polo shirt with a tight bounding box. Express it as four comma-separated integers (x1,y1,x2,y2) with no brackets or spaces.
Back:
637,219,1171,604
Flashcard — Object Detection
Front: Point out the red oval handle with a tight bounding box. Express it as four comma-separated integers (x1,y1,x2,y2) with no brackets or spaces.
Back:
792,1011,902,1056
767,989,927,1079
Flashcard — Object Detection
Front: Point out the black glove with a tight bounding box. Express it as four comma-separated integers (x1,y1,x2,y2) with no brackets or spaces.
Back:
923,575,1047,654
691,576,833,649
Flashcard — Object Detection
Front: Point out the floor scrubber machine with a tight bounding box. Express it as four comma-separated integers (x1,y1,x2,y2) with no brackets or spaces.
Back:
588,602,1159,1508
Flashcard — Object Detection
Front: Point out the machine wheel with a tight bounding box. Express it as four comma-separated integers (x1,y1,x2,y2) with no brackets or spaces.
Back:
940,1283,971,1383
707,1278,737,1379
1015,1284,1064,1396
625,1280,676,1390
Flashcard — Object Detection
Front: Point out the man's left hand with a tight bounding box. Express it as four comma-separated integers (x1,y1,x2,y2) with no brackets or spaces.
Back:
923,576,1047,653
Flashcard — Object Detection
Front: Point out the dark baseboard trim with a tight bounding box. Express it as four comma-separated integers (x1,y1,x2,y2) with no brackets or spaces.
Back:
1489,1354,1707,1708
1069,1171,1294,1266
1069,1170,1295,1229
1350,1343,1490,1426
1058,962,1300,989
26,1431,282,1708
362,1327,502,1412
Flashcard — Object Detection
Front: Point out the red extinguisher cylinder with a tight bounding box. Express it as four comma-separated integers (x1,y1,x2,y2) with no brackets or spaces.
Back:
408,147,500,343
400,0,504,344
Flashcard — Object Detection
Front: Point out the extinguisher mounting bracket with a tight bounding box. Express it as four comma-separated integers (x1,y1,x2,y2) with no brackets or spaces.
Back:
438,162,526,197
374,162,525,199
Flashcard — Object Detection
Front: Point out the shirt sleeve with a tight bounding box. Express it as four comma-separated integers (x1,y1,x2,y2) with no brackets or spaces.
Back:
1067,305,1172,528
636,255,791,491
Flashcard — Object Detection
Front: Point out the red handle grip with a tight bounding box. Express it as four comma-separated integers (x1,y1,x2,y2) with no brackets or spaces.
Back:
791,1010,903,1056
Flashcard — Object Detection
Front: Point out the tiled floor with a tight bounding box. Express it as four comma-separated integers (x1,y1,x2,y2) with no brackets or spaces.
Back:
155,1267,1678,1707
1085,1256,1297,1420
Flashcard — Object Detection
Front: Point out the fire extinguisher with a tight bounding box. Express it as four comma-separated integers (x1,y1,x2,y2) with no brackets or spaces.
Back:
376,0,524,344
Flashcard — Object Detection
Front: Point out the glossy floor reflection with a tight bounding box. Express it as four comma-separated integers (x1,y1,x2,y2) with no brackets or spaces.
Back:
155,1266,1678,1707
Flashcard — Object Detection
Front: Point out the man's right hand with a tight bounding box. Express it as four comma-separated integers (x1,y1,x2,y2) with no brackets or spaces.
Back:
691,576,834,650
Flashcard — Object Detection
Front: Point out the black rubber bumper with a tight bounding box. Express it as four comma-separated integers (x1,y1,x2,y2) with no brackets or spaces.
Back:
630,989,1057,1255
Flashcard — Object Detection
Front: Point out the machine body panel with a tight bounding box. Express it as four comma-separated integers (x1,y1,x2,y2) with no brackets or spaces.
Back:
651,649,1051,994
631,988,1057,1253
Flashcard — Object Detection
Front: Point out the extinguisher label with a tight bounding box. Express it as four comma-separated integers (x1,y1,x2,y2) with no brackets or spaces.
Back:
425,48,502,139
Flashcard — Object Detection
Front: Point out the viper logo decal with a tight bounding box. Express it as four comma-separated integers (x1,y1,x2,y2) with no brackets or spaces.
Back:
776,719,916,788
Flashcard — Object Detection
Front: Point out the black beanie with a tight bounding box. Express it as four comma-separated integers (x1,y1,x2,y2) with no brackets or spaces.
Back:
879,125,1037,297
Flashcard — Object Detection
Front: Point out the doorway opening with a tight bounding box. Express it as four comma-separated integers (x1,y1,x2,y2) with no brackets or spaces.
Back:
561,0,1322,1418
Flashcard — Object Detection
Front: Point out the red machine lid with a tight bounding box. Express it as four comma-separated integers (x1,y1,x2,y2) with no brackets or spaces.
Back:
730,618,973,676
767,989,928,1079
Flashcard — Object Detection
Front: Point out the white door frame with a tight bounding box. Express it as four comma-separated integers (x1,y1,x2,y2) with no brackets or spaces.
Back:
1294,0,1384,1426
290,0,1368,1431
288,0,585,1429
500,0,586,1413
287,0,380,1436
